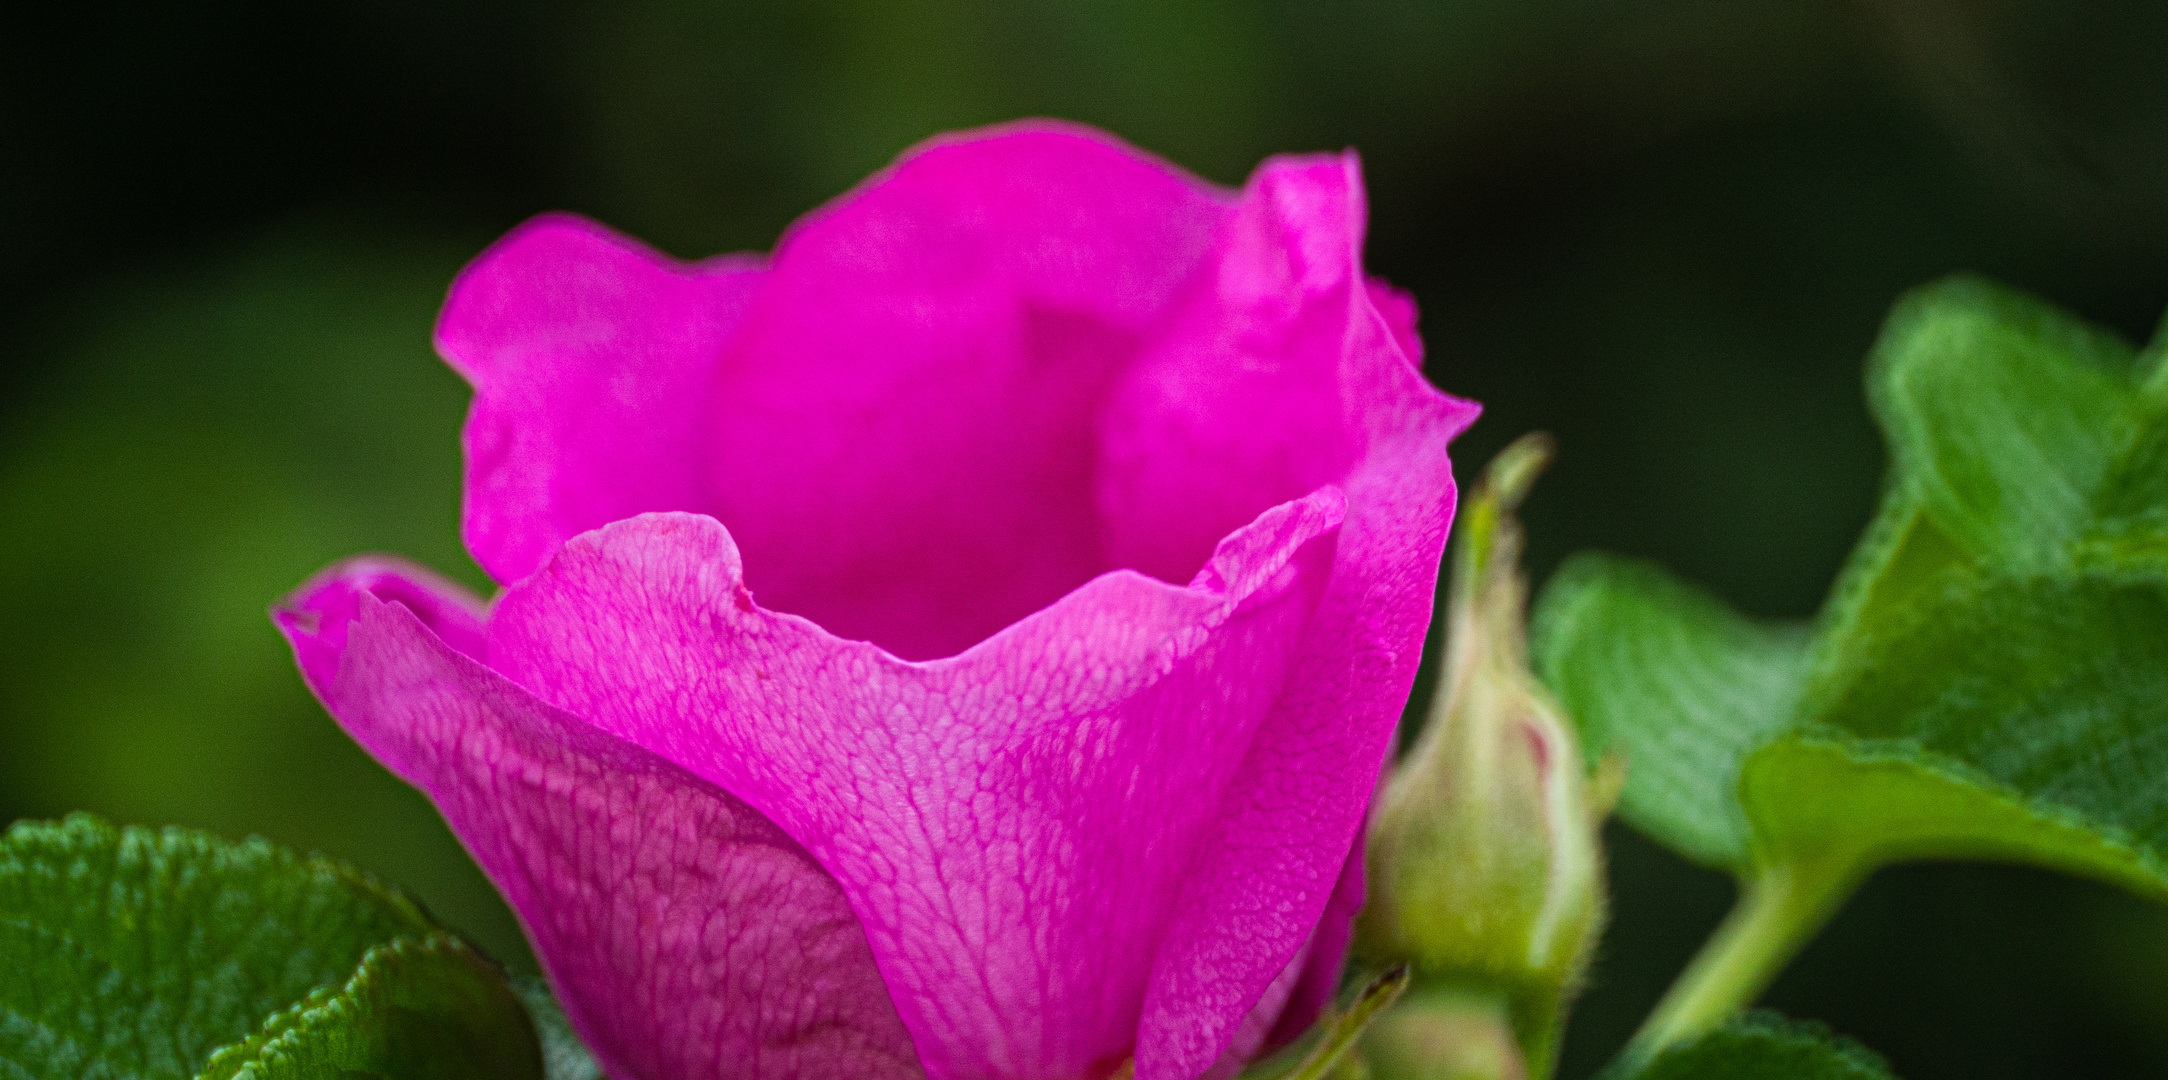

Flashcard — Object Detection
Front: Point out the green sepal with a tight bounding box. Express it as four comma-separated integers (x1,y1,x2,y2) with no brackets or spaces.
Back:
1241,967,1411,1080
1363,434,1610,1078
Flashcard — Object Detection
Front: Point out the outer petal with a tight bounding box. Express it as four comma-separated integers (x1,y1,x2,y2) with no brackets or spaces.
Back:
1266,834,1368,1048
437,214,765,585
1110,154,1478,1078
484,494,1345,1080
274,563,922,1080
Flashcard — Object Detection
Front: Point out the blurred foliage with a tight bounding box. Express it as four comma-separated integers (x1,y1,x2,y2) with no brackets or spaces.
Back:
3,1,2166,1077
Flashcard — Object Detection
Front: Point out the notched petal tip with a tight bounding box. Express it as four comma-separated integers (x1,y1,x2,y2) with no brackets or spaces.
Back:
274,556,490,695
1188,487,1348,602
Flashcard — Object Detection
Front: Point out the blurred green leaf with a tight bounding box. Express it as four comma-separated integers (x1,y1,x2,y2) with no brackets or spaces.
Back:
1608,1012,1897,1080
1533,554,1810,871
1864,277,2141,572
1536,277,2168,890
0,814,539,1080
1532,277,2168,1053
0,227,527,968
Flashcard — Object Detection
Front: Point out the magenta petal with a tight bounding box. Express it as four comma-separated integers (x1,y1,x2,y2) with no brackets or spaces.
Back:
702,122,1231,660
295,121,1478,1080
277,557,489,688
1366,279,1424,366
1116,153,1476,1080
275,563,923,1080
437,214,766,586
484,493,1345,1080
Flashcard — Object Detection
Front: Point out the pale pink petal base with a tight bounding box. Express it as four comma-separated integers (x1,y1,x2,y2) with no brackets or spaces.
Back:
277,566,923,1080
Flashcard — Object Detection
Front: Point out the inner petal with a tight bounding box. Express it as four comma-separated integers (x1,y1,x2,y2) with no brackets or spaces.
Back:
708,299,1147,660
688,132,1373,663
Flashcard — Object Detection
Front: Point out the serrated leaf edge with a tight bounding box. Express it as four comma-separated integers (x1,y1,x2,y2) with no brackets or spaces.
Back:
194,931,494,1079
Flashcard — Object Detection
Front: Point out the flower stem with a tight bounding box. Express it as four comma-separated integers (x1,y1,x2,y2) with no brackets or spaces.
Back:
1621,856,1863,1068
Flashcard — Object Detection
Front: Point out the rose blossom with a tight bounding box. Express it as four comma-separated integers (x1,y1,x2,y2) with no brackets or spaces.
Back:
276,121,1475,1080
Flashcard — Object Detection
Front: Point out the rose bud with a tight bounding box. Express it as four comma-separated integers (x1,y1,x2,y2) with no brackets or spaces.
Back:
1357,434,1614,1080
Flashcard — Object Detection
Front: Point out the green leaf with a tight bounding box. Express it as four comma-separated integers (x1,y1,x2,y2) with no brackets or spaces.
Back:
1811,277,2155,693
1531,277,2168,1053
0,814,540,1080
1532,554,1811,871
2086,356,2168,573
196,934,540,1080
1783,570,2168,881
1866,276,2141,571
1534,278,2168,886
1740,740,2167,899
1609,1012,1897,1080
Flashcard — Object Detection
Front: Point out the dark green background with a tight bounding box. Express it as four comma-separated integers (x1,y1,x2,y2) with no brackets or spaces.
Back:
4,2,2164,1076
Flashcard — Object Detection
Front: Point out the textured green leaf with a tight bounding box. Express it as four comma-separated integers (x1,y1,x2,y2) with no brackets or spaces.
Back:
2087,346,2168,572
1810,277,2156,697
1610,1012,1897,1080
1740,740,2167,898
1788,571,2168,877
196,934,539,1080
0,814,539,1080
1533,554,1810,871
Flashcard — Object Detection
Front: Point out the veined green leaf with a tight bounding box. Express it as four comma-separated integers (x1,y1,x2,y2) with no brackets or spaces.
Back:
1534,279,2168,884
1740,739,2168,898
0,814,540,1080
1788,571,2168,882
2087,351,2168,572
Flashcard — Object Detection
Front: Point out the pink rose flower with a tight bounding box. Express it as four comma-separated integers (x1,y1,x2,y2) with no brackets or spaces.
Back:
276,121,1475,1080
